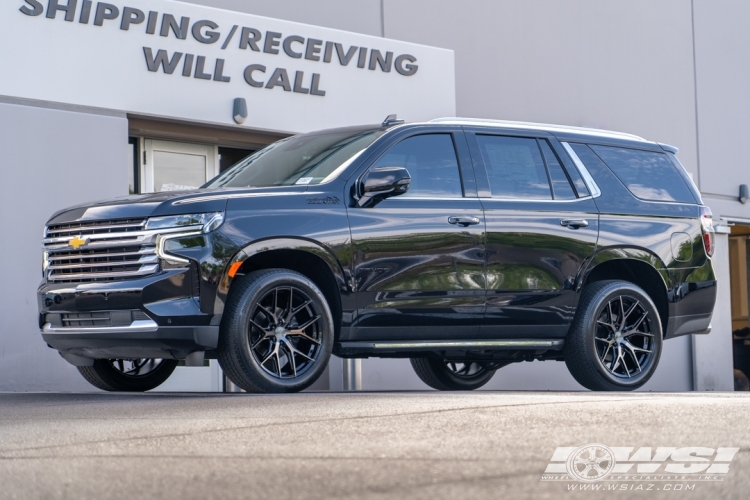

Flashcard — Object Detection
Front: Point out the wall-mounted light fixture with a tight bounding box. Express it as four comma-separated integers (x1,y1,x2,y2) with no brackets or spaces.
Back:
740,184,749,204
233,98,247,125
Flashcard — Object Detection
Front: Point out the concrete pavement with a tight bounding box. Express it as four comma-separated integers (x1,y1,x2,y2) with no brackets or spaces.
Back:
0,391,748,499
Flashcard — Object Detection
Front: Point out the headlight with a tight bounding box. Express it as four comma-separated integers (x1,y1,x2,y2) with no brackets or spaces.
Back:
146,212,224,233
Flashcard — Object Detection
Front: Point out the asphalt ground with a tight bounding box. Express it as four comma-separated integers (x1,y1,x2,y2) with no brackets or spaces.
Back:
0,392,748,500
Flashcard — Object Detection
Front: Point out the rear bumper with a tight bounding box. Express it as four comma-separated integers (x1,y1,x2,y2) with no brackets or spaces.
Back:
666,280,716,339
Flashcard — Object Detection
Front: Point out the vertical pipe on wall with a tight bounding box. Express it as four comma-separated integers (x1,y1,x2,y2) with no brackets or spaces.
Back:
380,0,385,37
343,359,362,390
692,226,735,391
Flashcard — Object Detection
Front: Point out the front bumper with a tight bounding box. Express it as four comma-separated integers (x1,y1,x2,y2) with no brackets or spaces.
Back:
41,322,219,362
37,268,220,361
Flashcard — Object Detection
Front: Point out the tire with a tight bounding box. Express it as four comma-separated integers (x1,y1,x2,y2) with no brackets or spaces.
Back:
410,358,497,391
218,269,334,393
564,280,663,391
77,359,178,392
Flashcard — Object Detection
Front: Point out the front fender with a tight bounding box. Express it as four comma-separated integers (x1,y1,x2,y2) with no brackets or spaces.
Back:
214,237,348,315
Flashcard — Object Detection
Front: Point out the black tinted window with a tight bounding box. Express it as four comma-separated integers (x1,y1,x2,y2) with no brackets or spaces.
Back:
476,135,551,199
590,145,696,203
539,140,576,200
372,134,463,198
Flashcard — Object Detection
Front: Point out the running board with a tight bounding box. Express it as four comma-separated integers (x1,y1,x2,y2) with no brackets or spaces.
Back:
337,339,564,354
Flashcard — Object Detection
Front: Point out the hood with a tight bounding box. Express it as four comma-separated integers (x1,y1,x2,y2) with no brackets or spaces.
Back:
46,186,310,225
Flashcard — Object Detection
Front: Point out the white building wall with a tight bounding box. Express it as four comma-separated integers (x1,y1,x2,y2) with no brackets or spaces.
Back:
181,0,384,37
0,100,129,391
375,0,703,391
4,0,743,391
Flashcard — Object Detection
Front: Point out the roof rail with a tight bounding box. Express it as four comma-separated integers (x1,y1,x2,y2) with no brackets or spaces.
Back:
429,117,647,142
382,114,405,127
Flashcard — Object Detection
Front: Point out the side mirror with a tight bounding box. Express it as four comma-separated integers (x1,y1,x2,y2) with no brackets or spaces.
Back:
357,166,411,207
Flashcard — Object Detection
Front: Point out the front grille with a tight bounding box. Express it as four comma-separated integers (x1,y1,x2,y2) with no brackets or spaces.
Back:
44,218,159,283
45,219,147,238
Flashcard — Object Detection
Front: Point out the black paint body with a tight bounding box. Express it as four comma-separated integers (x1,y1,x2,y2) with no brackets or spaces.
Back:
37,122,717,365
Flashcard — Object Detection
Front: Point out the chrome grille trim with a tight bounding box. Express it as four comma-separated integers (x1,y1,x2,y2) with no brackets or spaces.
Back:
47,255,158,270
47,264,159,281
45,219,147,237
47,247,155,262
43,218,203,283
42,225,199,251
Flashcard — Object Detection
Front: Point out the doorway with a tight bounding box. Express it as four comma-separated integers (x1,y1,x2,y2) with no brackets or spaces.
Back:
729,224,750,391
140,139,218,193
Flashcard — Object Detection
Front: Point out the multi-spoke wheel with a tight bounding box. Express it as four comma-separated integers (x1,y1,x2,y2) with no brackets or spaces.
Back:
411,357,498,390
77,358,178,392
564,280,663,391
218,269,333,393
248,286,324,379
594,296,656,379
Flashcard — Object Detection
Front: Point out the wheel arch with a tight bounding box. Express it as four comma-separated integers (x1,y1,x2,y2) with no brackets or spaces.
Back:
581,250,670,335
220,237,346,339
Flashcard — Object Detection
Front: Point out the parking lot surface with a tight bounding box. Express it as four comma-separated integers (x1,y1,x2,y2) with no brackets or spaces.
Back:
0,391,748,499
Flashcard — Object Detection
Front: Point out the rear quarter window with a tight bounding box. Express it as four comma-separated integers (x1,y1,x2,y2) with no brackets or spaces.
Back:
589,145,697,203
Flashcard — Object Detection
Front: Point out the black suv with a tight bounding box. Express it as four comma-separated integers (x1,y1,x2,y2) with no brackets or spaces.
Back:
38,117,716,393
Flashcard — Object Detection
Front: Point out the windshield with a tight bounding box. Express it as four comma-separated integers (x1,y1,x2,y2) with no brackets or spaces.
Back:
204,129,385,189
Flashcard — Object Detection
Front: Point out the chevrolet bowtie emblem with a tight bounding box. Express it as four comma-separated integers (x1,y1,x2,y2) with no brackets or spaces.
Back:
68,236,88,249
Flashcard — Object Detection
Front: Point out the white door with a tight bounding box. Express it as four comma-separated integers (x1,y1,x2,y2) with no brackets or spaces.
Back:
141,140,218,193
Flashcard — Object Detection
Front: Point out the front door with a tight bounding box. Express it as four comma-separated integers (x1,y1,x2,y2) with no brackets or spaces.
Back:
464,130,599,338
347,130,486,340
141,139,217,193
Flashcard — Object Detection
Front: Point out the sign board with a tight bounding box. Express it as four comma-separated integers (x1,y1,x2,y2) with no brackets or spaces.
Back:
1,0,456,133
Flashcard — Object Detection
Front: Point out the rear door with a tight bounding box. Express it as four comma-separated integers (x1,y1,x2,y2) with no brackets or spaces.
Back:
347,128,486,341
464,128,599,338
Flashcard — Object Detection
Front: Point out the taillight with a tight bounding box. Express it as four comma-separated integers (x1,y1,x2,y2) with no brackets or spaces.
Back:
700,206,714,257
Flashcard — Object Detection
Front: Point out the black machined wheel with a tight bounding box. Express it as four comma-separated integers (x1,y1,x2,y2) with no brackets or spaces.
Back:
248,286,324,379
77,358,178,392
218,269,333,393
411,357,497,391
565,280,663,391
594,295,656,380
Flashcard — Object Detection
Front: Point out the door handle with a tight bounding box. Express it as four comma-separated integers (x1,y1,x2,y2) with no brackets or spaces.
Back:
448,216,480,227
560,219,589,229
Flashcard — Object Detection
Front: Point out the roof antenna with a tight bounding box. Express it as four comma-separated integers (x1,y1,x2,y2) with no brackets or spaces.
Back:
382,114,405,127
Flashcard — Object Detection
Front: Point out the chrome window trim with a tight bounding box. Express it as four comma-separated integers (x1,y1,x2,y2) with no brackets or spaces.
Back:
479,196,594,203
42,319,158,334
561,142,602,198
389,195,594,203
392,196,474,201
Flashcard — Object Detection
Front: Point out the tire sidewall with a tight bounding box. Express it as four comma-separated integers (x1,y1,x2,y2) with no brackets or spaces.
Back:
580,283,663,389
89,359,177,392
228,271,333,392
425,358,496,390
